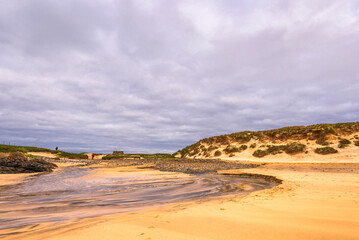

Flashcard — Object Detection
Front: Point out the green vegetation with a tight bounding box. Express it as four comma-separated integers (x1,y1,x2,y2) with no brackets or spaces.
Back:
0,144,87,159
354,141,359,147
252,142,306,158
214,150,221,157
102,153,174,160
315,147,338,155
252,149,267,158
223,146,239,154
58,152,88,159
249,143,257,148
315,134,329,146
0,144,58,154
338,138,351,148
25,154,37,159
102,155,127,160
175,122,359,158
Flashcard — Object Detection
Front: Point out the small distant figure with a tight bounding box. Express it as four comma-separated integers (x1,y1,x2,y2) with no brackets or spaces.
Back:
55,146,58,151
92,153,95,160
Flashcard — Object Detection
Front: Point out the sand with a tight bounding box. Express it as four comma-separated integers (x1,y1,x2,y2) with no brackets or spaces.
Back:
27,152,58,159
0,173,36,186
3,161,357,240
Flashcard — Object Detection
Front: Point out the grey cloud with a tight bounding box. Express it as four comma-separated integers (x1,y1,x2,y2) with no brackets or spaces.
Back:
0,0,358,153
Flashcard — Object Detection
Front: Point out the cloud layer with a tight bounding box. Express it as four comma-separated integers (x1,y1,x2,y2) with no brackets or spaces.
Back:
1,0,359,153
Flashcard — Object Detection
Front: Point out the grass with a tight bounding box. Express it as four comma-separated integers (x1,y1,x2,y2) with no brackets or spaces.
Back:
0,144,88,159
315,147,338,155
175,121,359,158
58,152,88,159
102,153,175,160
25,154,37,159
0,144,58,154
355,141,359,147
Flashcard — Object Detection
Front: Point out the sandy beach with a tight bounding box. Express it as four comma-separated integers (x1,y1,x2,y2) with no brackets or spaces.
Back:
1,161,357,240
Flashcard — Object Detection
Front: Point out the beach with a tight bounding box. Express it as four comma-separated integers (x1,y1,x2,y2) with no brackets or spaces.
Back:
1,160,358,240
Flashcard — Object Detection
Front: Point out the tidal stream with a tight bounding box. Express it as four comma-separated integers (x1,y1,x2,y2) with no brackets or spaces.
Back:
0,167,273,234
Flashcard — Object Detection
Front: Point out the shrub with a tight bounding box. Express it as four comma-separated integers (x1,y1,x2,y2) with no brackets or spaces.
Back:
249,143,257,148
284,142,306,154
338,138,351,148
208,145,217,151
214,150,221,156
239,145,248,151
223,146,239,154
252,142,306,158
253,150,268,158
354,141,359,146
338,143,347,148
315,147,338,155
339,138,351,144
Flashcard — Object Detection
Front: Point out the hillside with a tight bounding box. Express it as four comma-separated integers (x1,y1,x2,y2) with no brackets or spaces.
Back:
0,145,88,160
174,122,359,162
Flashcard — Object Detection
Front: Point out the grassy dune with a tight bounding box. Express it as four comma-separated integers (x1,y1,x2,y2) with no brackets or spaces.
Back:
175,122,359,159
0,144,88,159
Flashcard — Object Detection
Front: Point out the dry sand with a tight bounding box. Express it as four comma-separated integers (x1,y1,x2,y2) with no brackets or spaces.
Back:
4,161,357,240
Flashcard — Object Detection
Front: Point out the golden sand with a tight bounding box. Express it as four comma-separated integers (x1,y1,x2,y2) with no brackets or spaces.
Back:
3,162,356,240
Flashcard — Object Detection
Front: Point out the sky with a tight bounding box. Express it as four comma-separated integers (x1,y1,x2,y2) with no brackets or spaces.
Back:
1,0,359,153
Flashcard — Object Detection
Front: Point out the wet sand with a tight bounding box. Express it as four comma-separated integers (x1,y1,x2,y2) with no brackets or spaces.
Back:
5,162,357,240
0,166,273,239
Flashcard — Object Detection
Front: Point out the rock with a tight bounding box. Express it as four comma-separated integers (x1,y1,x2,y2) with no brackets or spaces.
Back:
0,153,57,174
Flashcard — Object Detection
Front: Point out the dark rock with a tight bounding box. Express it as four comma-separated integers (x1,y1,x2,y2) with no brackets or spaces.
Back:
0,153,57,174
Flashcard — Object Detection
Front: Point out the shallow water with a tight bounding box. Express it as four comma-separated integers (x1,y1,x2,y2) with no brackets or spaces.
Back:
0,167,272,233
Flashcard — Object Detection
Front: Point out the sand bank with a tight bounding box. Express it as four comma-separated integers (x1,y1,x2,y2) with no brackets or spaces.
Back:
6,162,357,240
0,173,36,186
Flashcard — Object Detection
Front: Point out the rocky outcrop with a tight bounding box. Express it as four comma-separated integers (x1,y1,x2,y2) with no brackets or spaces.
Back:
0,153,57,174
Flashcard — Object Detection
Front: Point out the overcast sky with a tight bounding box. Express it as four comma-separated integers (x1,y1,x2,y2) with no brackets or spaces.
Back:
1,0,359,153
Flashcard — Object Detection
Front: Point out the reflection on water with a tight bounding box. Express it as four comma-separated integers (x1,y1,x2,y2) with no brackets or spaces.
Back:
0,167,272,232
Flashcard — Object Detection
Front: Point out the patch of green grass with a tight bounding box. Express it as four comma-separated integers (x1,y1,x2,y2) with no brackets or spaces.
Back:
0,144,58,154
102,153,174,160
102,155,126,160
314,147,338,155
25,154,37,159
58,152,88,159
138,153,174,158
